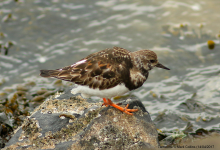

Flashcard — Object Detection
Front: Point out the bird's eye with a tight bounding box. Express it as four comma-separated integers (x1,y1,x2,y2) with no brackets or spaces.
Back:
150,60,156,63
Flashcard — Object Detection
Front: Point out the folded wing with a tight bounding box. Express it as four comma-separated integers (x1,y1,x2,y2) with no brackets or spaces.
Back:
40,47,132,90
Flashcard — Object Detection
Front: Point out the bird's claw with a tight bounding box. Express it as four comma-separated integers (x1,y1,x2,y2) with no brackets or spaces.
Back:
102,98,139,115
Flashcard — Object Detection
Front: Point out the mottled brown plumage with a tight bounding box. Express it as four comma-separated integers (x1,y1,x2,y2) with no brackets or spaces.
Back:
40,46,170,115
40,46,169,91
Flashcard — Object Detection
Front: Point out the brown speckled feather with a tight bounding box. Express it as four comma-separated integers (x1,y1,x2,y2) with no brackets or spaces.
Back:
40,46,170,91
40,46,170,115
40,47,133,90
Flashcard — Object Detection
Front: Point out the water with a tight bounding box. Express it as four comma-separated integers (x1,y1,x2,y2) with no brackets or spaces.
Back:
0,0,220,131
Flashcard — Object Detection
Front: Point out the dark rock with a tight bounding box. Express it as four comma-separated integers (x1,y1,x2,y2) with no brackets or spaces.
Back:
3,93,159,150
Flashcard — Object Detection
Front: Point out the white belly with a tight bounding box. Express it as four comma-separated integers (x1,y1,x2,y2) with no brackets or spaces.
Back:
71,84,129,99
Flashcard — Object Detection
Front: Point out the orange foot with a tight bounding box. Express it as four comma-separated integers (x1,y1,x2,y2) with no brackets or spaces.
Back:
102,98,139,115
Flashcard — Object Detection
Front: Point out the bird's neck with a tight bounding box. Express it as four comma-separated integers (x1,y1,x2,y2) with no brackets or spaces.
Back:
130,51,143,69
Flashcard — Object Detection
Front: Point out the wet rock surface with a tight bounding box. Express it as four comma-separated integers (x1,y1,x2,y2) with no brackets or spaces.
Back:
4,93,159,150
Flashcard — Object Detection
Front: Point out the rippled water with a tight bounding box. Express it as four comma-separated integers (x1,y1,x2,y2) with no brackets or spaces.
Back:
1,0,220,130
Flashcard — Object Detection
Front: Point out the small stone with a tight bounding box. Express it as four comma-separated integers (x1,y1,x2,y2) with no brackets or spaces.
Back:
207,40,215,50
113,117,118,122
53,79,63,86
15,91,26,96
0,92,7,97
25,81,36,87
37,90,48,95
32,96,45,102
16,85,28,91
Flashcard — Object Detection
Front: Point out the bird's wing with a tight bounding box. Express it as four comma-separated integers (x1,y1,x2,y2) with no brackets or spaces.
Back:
40,47,133,89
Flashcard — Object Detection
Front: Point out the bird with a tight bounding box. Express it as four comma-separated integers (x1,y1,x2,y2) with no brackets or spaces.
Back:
40,46,170,115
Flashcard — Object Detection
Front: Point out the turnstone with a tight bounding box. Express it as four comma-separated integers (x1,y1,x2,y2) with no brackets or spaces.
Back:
40,46,170,115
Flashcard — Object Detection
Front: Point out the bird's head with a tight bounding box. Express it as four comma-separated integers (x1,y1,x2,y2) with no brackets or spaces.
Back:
133,50,170,71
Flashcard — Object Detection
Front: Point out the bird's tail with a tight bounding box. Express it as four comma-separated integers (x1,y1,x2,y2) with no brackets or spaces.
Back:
40,70,60,77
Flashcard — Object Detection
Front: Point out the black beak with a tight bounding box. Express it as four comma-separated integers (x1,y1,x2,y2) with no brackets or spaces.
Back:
155,63,170,70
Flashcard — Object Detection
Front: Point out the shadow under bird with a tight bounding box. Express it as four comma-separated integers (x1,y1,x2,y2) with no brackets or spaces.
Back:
40,46,170,115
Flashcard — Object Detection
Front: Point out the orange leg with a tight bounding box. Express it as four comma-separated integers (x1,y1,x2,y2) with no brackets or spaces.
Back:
102,98,139,115
102,98,108,107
